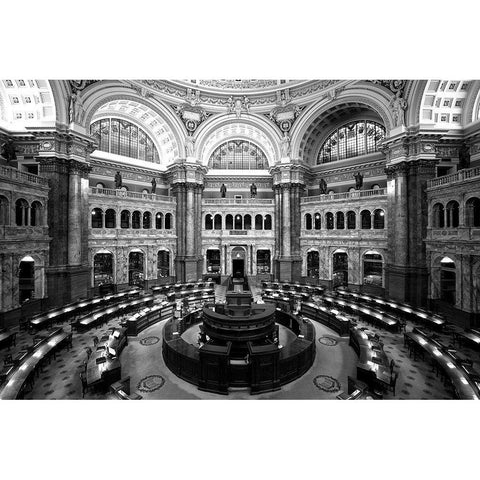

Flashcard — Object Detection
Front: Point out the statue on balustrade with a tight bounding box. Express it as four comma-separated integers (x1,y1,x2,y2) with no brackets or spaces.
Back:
151,177,157,194
220,183,227,197
1,138,17,162
250,183,257,198
458,143,470,170
319,178,327,195
354,172,364,190
115,171,123,189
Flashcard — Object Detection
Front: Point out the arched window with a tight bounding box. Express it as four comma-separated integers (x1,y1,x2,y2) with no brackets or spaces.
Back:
446,201,459,228
244,214,252,230
90,118,160,163
307,251,319,278
15,199,29,226
214,214,222,230
30,201,43,226
333,251,348,287
305,213,312,230
0,196,9,225
234,214,242,230
19,256,35,303
155,212,163,229
264,214,272,230
226,214,233,230
208,139,268,169
165,213,172,230
347,211,356,229
326,212,334,230
206,249,221,273
257,250,271,274
94,252,113,286
129,251,144,286
361,210,371,229
314,213,321,230
255,214,263,230
158,250,170,278
143,211,152,229
373,209,385,229
363,252,383,287
205,214,213,230
121,210,130,229
466,197,480,227
132,211,141,229
432,203,445,228
336,212,345,229
318,120,386,164
105,209,116,228
440,257,456,305
96,182,105,189
91,208,103,228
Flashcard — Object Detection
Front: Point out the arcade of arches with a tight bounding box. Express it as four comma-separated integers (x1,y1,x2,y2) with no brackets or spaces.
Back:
1,79,480,322
2,79,480,401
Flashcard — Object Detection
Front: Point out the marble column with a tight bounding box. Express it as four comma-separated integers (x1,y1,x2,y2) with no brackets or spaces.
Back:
281,184,291,256
185,183,195,257
68,163,82,265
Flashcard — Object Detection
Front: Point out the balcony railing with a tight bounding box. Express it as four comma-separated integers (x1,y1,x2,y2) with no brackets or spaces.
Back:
427,166,480,189
0,165,49,186
203,198,274,205
90,187,175,202
301,188,387,204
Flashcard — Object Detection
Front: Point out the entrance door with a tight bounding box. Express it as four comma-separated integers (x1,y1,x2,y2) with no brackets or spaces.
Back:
232,259,244,278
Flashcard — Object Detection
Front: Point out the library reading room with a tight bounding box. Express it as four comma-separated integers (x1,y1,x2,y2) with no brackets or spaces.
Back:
2,78,480,400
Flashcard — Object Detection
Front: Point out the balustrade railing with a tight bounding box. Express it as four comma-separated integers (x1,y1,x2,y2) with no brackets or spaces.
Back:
90,187,175,202
203,198,274,205
0,165,49,186
427,166,480,188
301,188,386,204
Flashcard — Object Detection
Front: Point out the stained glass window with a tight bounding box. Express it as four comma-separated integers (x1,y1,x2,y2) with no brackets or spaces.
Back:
90,118,160,163
317,120,386,164
208,140,267,170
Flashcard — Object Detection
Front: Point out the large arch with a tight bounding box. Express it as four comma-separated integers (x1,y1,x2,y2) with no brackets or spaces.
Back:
80,82,184,166
194,114,282,167
291,83,394,164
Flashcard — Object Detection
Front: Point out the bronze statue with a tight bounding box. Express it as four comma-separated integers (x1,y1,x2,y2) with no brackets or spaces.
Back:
115,171,122,189
459,143,470,170
354,172,364,190
319,178,327,195
250,183,257,198
151,177,157,194
1,139,17,162
220,183,227,197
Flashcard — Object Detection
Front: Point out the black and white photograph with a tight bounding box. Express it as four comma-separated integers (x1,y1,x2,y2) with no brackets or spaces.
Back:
1,1,478,479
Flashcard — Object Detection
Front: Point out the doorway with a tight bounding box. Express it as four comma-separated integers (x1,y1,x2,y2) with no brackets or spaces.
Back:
232,259,245,278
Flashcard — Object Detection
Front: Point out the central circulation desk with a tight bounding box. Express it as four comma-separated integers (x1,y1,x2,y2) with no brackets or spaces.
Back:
0,328,69,399
405,328,480,400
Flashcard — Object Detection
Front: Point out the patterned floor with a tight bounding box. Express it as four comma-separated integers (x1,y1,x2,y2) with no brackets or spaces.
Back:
3,298,479,400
